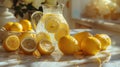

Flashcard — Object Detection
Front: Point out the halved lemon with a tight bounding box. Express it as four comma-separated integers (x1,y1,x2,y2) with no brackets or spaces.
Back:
20,37,37,54
38,39,55,55
3,35,20,51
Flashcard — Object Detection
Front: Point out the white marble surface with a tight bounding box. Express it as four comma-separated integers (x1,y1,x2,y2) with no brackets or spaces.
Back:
0,29,120,67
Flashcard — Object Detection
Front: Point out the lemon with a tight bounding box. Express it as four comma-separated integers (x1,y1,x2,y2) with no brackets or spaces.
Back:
42,13,62,33
55,28,69,41
81,36,101,55
54,23,70,41
41,14,57,23
95,34,111,50
20,37,37,54
44,15,60,33
3,35,20,52
58,35,79,55
45,19,60,33
36,32,51,43
10,22,23,32
19,32,36,40
3,22,14,31
19,19,32,31
38,39,55,55
74,32,92,49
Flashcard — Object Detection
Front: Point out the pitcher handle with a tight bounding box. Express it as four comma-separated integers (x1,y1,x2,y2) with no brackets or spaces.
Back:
31,11,43,32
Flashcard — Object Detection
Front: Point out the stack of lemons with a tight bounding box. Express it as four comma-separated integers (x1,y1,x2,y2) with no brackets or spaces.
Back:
3,19,33,32
58,31,111,56
2,19,55,58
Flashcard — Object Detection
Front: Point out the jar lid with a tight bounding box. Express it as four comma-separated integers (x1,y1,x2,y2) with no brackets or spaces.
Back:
0,6,14,17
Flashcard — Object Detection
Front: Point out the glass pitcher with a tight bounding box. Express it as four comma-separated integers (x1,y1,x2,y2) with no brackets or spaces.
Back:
31,4,70,44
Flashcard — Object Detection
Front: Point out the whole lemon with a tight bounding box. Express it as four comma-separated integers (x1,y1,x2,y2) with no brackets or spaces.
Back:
58,35,79,55
3,22,14,31
74,32,92,49
10,22,23,32
19,19,32,31
81,36,101,55
95,34,111,50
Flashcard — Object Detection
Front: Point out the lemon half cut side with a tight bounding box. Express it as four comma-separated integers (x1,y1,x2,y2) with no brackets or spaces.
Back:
38,39,55,55
3,35,20,52
21,37,37,54
44,17,60,33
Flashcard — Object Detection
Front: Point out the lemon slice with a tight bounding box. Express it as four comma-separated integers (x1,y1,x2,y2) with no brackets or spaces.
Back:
36,32,51,43
21,37,37,54
44,17,60,33
55,23,70,41
38,39,55,55
55,28,69,41
41,14,57,23
3,35,20,51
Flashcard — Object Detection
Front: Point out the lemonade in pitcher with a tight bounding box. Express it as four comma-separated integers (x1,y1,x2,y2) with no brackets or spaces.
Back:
34,4,70,44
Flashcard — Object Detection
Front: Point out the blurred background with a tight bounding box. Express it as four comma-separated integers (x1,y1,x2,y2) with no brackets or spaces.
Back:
1,0,120,31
